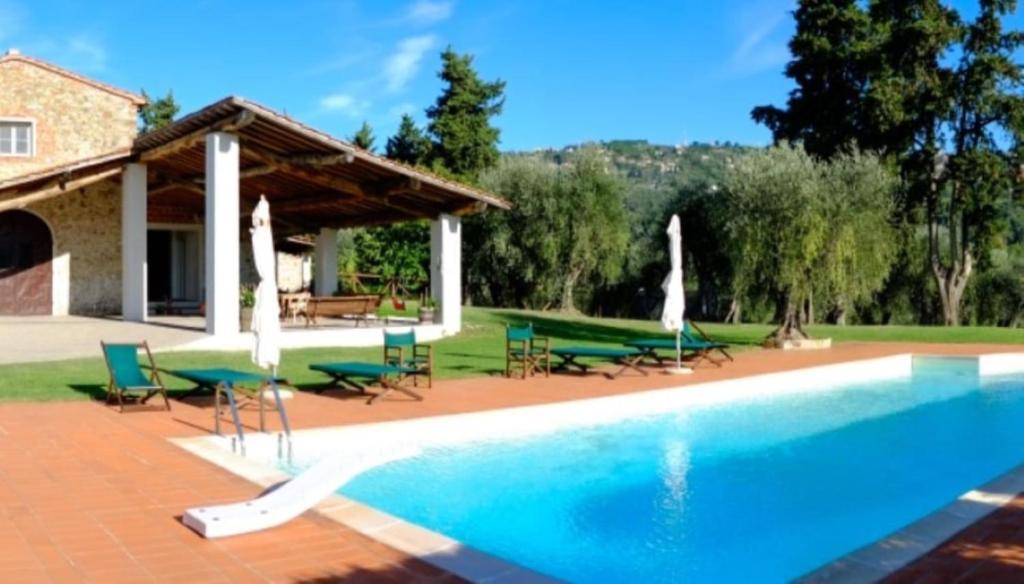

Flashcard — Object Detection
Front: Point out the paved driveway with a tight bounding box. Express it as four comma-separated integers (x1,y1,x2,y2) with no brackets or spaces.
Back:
0,316,206,364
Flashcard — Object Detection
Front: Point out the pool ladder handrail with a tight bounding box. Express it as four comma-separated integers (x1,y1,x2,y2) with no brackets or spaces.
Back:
214,379,293,463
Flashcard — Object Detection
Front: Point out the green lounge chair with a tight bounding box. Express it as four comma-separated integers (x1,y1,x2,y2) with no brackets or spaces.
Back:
625,321,734,368
309,362,423,405
384,330,433,388
506,323,550,379
100,341,171,412
550,346,647,379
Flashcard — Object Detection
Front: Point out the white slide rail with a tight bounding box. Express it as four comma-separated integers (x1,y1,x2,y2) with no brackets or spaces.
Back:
183,446,416,538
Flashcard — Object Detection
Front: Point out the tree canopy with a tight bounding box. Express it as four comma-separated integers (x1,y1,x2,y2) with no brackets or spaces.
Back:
725,144,897,343
473,151,629,311
351,121,376,152
138,90,180,133
385,114,431,165
426,47,506,182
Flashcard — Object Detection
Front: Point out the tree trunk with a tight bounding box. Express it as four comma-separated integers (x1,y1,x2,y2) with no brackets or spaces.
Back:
724,298,741,324
765,298,810,347
834,307,847,326
803,292,815,325
560,268,582,313
931,251,972,326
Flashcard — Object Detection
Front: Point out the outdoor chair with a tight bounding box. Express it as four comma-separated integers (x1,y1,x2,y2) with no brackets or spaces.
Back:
551,346,647,379
506,323,550,379
100,341,171,412
384,330,433,388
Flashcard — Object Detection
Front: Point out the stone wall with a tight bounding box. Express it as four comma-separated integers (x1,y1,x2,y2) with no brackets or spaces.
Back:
0,58,139,181
240,245,310,292
28,179,121,315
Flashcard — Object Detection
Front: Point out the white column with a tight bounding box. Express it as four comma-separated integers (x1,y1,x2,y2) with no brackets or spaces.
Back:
205,132,240,335
121,163,148,322
430,213,461,334
314,228,338,296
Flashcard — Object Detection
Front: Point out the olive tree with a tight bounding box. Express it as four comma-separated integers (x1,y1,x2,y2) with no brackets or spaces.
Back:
725,144,897,343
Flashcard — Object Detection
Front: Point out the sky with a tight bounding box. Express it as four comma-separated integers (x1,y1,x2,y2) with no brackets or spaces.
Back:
0,0,1018,152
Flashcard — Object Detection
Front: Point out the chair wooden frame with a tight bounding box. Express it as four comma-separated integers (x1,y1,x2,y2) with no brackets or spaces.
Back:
505,324,551,379
100,341,171,413
384,330,433,388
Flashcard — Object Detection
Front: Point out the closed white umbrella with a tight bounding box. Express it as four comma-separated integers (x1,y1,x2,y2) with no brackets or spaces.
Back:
251,195,281,371
661,214,691,374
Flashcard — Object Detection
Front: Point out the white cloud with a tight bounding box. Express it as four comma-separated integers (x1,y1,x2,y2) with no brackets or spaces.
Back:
384,34,436,92
319,93,370,117
405,1,453,25
66,35,107,71
725,3,792,78
386,102,417,120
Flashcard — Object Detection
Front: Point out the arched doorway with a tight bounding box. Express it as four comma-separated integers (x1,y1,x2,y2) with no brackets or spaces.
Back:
0,210,53,315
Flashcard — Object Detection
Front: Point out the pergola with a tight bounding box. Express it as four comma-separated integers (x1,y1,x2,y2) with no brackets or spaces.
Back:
0,96,508,339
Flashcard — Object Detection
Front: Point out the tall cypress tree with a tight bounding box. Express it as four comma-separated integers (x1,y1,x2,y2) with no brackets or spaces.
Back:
351,121,376,152
425,47,506,181
751,0,872,158
138,90,180,133
386,114,431,165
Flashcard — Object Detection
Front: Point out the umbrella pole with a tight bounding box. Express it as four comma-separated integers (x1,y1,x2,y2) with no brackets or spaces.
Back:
676,329,682,370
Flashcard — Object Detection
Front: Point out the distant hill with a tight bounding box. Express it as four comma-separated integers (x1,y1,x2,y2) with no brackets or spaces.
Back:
511,139,749,192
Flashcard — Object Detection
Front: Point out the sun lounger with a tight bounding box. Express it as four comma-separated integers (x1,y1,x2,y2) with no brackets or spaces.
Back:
550,346,647,379
100,341,171,412
165,368,291,456
625,322,733,368
309,362,423,404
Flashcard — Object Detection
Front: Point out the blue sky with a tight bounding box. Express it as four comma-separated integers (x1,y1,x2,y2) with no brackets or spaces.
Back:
0,0,1017,151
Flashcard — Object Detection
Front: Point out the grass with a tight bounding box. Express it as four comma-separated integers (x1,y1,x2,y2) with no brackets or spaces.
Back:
0,307,1021,402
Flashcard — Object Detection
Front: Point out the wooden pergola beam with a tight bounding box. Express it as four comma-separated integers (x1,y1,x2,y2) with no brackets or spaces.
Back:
242,145,366,196
0,168,122,213
139,110,256,162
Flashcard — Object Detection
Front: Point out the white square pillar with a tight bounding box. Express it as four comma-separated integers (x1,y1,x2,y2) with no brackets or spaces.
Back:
431,213,461,334
205,132,240,335
121,163,148,322
314,228,338,296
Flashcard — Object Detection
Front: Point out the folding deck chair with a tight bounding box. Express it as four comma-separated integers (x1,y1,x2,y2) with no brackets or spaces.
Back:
384,330,433,388
100,341,171,412
506,323,550,379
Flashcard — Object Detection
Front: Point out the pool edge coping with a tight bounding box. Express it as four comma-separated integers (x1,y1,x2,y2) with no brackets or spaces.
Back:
171,351,1024,583
798,352,1024,583
169,435,558,584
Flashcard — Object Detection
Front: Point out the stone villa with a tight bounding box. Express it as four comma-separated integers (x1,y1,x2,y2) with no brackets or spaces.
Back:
0,50,506,343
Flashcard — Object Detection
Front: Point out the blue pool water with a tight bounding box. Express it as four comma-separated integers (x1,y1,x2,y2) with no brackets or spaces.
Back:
336,360,1024,582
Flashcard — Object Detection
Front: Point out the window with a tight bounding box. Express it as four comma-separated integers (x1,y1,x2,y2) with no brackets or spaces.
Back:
0,120,34,157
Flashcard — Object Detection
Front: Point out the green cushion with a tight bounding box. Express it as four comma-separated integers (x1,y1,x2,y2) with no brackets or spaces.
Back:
506,324,535,342
552,347,642,359
103,344,157,389
625,338,726,350
169,368,276,386
310,361,418,378
384,330,416,349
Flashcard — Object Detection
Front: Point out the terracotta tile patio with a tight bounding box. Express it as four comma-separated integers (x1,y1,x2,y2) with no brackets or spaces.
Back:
0,342,1022,582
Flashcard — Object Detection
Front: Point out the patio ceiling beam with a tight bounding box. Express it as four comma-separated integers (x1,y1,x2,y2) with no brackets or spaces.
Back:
242,145,365,196
0,168,122,213
138,110,257,162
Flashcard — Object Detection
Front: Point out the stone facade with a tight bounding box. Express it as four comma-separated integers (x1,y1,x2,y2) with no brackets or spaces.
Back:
27,179,122,315
0,55,141,181
240,245,311,292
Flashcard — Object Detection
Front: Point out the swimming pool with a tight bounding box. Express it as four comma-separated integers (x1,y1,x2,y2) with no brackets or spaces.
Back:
296,357,1024,582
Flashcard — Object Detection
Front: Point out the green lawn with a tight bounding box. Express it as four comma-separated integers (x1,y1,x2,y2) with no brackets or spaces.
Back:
0,307,1021,402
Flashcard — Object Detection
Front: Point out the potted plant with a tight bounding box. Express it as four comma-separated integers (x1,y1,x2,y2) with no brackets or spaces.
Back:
419,297,437,323
240,285,256,331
